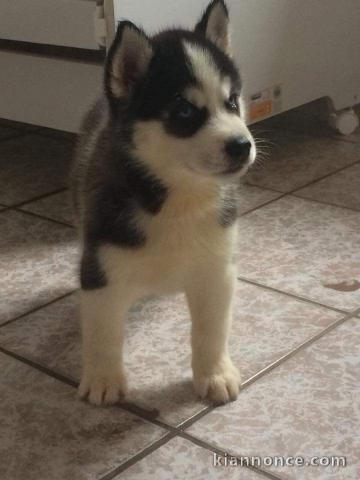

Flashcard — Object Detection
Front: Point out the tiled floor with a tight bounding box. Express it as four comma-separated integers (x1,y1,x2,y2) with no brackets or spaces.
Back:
0,106,359,480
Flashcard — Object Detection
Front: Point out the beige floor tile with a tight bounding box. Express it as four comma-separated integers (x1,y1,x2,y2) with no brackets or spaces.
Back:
0,281,340,426
21,190,75,225
295,162,360,211
236,196,360,311
0,352,164,480
0,210,78,324
238,183,282,215
188,317,360,480
0,134,73,205
247,130,359,193
115,436,268,479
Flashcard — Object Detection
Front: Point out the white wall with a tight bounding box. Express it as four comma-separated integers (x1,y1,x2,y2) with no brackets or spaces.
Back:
114,0,360,116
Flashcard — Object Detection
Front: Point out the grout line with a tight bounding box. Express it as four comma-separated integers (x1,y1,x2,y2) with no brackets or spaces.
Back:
243,159,360,215
6,306,356,480
0,122,357,477
237,276,348,314
290,192,360,214
118,404,177,431
0,289,190,434
1,303,358,478
179,309,360,433
178,405,214,430
98,432,177,480
244,180,283,194
0,280,356,433
8,206,74,228
0,345,78,388
287,159,360,196
13,187,68,208
238,192,287,217
237,309,360,391
241,182,283,194
0,343,175,433
0,290,77,329
0,340,183,480
179,431,284,480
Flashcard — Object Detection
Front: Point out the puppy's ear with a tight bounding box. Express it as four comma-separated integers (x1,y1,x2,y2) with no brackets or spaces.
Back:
195,0,231,54
105,21,153,101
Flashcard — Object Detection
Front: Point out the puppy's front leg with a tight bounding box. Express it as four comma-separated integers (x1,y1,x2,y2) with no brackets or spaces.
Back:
78,284,132,406
186,263,241,404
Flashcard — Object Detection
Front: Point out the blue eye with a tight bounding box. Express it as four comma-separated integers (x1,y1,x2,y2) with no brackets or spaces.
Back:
173,96,197,120
178,103,194,118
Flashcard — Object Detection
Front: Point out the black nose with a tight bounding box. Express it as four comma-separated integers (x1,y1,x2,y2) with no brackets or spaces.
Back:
225,137,251,161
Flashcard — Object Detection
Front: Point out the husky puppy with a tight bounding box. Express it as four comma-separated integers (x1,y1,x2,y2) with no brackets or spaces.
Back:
72,0,256,406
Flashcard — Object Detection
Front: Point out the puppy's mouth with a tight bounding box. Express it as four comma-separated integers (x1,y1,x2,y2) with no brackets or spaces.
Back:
185,155,253,179
218,160,251,177
222,163,248,175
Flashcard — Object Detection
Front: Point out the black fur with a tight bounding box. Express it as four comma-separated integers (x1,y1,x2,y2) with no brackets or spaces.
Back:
105,21,151,105
79,117,167,249
106,28,241,127
219,185,238,227
73,4,243,291
164,98,209,138
80,244,107,290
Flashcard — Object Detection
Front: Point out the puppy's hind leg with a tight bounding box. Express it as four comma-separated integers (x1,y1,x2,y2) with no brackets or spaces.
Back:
186,263,241,405
78,268,135,406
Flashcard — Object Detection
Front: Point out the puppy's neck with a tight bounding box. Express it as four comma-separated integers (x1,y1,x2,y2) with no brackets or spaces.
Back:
160,177,224,220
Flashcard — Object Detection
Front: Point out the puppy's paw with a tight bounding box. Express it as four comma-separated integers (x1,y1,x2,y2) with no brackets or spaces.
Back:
78,368,128,406
193,359,241,405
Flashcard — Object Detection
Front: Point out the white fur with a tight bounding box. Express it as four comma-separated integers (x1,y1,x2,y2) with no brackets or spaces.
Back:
78,287,129,405
133,41,255,178
184,42,224,111
79,180,241,405
131,58,256,182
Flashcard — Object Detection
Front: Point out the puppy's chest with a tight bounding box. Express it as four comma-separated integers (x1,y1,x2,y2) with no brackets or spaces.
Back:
142,204,235,262
101,204,237,295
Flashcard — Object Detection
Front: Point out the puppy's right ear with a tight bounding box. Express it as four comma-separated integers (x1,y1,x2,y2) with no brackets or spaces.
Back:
195,0,231,54
105,21,153,101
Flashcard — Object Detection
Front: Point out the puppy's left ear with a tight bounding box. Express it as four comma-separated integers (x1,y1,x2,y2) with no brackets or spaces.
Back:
195,0,231,54
105,21,153,102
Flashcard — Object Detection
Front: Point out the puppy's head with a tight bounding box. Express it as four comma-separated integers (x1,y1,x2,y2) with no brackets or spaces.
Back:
105,0,256,184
